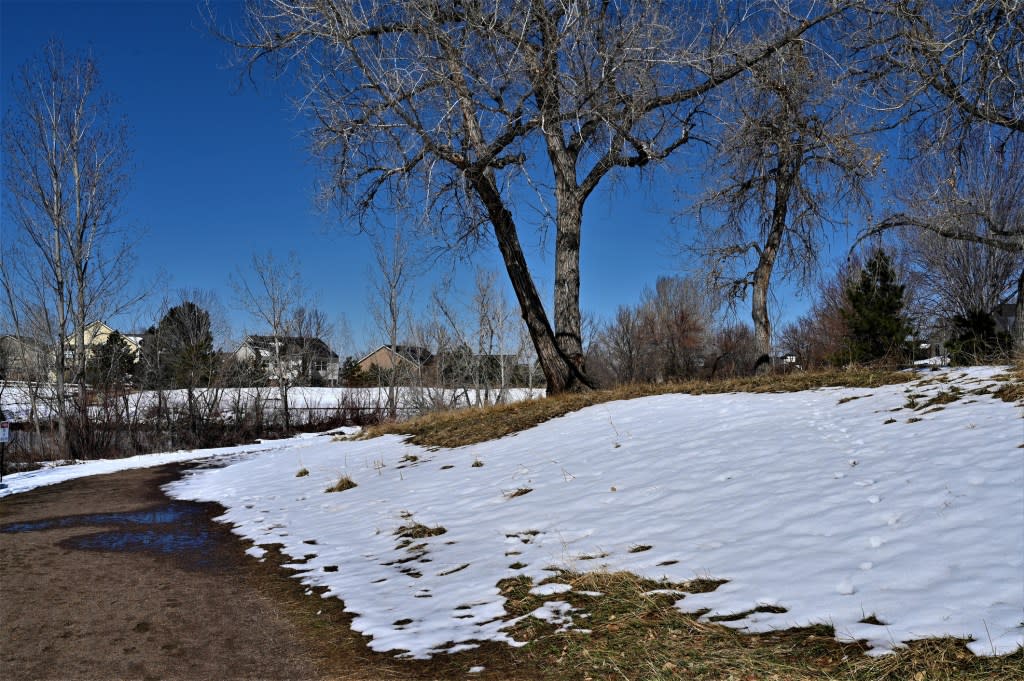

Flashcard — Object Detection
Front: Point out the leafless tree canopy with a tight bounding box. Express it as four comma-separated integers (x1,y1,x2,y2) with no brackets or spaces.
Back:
854,1,1024,350
590,275,715,384
901,227,1022,325
863,0,1023,137
2,41,136,454
693,36,879,363
232,252,316,429
230,0,853,392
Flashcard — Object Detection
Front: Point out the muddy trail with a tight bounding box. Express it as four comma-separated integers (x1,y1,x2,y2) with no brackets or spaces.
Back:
0,465,528,681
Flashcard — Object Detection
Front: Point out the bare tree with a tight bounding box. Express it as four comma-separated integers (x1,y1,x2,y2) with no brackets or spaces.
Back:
232,252,306,431
599,305,645,385
872,129,1024,349
368,230,415,417
693,39,879,371
2,41,137,456
707,323,761,378
900,226,1022,326
863,1,1023,138
859,1,1024,350
225,0,854,392
779,256,862,368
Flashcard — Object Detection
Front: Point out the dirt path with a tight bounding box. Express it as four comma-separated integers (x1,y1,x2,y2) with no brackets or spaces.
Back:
0,465,533,681
0,465,330,680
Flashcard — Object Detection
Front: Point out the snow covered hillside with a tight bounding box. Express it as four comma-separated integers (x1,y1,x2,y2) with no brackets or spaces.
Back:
5,368,1022,659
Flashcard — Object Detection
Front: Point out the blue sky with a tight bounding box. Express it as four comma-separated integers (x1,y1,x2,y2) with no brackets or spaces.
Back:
1,0,849,355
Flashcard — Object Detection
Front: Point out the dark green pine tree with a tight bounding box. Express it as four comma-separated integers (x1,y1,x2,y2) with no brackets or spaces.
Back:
85,331,137,389
842,250,911,364
141,302,216,389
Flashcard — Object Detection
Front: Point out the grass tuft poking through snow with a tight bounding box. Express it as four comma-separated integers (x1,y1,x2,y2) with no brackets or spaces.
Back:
325,475,357,493
395,522,446,539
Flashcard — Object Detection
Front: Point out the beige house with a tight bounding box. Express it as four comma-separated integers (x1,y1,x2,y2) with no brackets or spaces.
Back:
65,321,141,359
356,345,434,374
0,335,53,381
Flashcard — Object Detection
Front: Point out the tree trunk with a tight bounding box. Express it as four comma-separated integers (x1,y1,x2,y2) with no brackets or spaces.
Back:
553,186,586,374
469,170,590,393
1014,267,1023,359
751,168,793,374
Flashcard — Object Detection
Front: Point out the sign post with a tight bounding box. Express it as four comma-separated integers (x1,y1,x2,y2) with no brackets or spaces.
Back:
0,421,9,487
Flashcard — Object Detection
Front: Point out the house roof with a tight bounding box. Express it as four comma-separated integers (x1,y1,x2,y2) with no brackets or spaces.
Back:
0,334,50,351
358,344,434,366
240,335,339,359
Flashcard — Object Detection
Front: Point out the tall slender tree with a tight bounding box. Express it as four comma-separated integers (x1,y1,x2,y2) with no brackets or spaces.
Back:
2,41,136,455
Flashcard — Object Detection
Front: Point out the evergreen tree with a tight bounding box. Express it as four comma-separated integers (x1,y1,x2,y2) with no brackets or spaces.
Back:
85,331,136,389
340,356,367,387
946,309,1013,365
842,250,911,364
141,302,215,389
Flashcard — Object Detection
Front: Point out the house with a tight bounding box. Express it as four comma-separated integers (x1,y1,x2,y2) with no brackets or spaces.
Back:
66,321,141,359
234,335,340,385
0,335,53,381
356,345,434,375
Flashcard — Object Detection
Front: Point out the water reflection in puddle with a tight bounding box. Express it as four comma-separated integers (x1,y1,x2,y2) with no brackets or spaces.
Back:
1,504,200,534
0,501,221,569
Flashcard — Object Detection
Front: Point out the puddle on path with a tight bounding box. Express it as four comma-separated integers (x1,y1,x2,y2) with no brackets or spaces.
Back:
0,501,222,570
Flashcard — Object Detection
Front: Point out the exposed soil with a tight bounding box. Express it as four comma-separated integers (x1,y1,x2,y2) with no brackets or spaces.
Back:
0,465,329,680
0,465,532,681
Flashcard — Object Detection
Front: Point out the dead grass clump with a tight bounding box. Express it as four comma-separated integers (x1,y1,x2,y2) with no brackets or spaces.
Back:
394,522,446,539
990,362,1024,403
325,475,357,493
504,487,533,499
994,381,1024,403
365,368,913,448
295,467,309,477
921,387,964,409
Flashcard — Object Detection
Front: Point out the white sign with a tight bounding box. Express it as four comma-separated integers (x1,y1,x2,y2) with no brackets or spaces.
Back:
0,422,9,444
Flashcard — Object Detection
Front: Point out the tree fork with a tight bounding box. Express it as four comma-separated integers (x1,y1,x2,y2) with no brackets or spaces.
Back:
470,171,593,393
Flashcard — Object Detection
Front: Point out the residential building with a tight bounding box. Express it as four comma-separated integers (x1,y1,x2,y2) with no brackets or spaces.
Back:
235,335,340,385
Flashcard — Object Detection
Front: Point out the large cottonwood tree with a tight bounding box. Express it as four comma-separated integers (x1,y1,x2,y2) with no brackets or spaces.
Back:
230,0,854,392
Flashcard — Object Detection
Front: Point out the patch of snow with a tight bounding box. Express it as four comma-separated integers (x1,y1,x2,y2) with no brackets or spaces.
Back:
530,583,573,596
246,546,267,560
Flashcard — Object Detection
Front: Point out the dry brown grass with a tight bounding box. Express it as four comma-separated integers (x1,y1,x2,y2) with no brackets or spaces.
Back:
365,368,914,448
325,475,357,493
394,522,446,539
990,360,1024,404
482,570,1023,681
